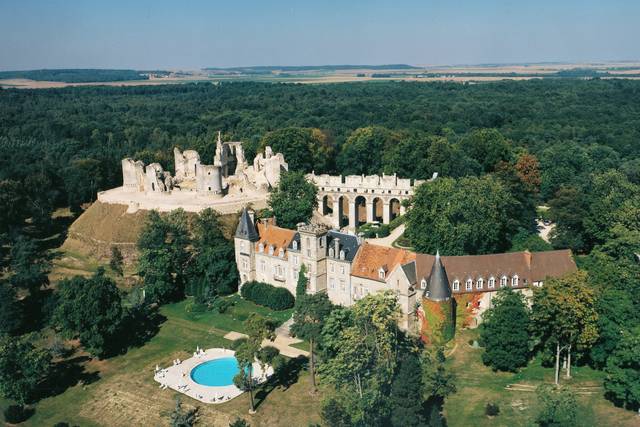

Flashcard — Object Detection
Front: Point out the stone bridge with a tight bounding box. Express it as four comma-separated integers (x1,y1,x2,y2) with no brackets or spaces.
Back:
307,172,433,230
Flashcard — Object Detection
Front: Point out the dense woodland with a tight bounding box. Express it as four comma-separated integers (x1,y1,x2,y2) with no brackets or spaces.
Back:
0,80,639,424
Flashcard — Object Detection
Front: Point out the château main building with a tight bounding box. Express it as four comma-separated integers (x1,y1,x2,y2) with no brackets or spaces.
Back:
234,208,577,332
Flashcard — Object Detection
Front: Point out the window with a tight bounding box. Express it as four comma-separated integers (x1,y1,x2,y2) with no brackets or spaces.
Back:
340,280,346,292
241,241,246,252
293,255,299,266
465,279,473,291
453,280,460,291
292,241,298,250
512,275,519,287
421,279,427,290
488,277,495,289
259,243,264,253
330,263,334,273
242,259,248,270
339,250,345,260
307,249,311,257
379,269,385,280
500,276,507,287
340,265,345,275
329,278,335,290
329,248,334,257
260,261,266,273
268,245,274,255
476,278,483,290
279,248,285,258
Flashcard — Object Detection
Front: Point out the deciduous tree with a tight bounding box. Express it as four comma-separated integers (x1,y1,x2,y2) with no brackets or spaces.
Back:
0,335,51,404
268,171,318,229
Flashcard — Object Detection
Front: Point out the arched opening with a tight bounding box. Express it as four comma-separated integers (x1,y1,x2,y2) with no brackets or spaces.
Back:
151,182,155,191
226,145,237,177
338,196,349,228
355,196,367,227
322,195,333,215
389,198,401,222
372,197,384,223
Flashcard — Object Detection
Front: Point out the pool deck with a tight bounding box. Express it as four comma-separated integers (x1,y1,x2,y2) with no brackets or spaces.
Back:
153,348,273,404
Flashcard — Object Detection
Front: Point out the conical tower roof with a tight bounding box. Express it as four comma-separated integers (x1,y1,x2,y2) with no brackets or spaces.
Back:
235,208,259,241
426,251,452,301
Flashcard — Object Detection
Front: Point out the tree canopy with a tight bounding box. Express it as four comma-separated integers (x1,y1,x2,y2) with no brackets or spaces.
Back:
268,171,318,229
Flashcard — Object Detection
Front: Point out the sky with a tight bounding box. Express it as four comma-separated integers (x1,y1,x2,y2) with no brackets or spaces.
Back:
1,0,639,70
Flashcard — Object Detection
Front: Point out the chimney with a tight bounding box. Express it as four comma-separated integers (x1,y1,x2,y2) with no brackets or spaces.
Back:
334,237,340,258
524,250,532,270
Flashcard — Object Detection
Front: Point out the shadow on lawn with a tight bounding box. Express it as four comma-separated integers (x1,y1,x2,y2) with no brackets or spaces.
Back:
37,355,101,402
253,355,308,410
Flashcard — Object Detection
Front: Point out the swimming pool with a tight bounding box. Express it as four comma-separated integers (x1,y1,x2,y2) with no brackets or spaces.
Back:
190,357,240,387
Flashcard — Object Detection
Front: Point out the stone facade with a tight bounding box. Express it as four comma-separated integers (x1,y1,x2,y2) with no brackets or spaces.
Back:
309,172,436,230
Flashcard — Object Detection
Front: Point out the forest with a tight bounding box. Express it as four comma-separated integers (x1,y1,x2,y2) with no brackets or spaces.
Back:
0,69,149,83
0,79,639,424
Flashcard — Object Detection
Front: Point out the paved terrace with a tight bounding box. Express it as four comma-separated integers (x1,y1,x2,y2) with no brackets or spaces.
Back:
154,348,273,404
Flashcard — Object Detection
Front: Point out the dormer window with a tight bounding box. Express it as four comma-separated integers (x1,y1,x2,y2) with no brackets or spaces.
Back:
329,248,335,258
476,278,484,290
488,277,495,289
500,276,508,287
378,268,386,280
259,243,264,253
465,279,473,291
421,279,427,290
512,275,519,287
339,250,345,260
269,245,275,255
279,248,285,258
292,240,298,250
452,280,460,291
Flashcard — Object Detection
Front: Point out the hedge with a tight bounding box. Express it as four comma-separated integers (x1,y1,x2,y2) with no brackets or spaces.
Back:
240,281,295,311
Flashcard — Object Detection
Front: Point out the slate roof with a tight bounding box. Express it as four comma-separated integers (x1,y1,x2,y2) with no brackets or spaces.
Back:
326,230,360,262
415,249,576,295
235,208,259,241
426,252,452,301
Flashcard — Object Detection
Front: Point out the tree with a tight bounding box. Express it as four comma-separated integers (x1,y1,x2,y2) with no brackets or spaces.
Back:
295,264,308,298
9,235,50,295
187,208,238,303
63,158,104,213
603,327,640,411
0,281,23,335
509,229,553,252
233,314,276,413
425,137,481,178
291,292,333,392
589,289,636,368
459,128,512,173
405,176,519,255
321,398,351,427
389,353,427,427
548,186,587,252
268,171,318,229
54,269,123,357
337,126,400,175
531,271,599,384
137,210,190,304
0,180,27,234
169,397,197,427
320,292,403,425
480,288,531,371
535,384,578,427
422,347,456,402
110,246,124,276
0,335,51,404
260,127,332,172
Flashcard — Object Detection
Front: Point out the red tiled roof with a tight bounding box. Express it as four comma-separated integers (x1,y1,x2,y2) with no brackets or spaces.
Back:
255,222,296,260
351,242,415,282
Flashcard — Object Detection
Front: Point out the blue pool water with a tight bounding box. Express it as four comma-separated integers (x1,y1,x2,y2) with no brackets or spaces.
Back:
190,357,241,387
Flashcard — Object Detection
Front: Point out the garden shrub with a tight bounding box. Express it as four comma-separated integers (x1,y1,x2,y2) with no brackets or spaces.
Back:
485,403,500,416
240,281,295,310
212,297,234,313
4,405,33,423
377,224,390,238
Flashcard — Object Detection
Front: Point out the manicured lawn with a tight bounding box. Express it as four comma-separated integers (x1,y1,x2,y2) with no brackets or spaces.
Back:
444,328,638,427
9,297,319,427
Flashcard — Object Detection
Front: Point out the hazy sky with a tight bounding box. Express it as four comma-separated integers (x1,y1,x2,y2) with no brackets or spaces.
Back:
1,0,639,70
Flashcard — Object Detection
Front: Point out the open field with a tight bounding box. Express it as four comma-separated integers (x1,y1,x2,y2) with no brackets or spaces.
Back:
4,61,640,88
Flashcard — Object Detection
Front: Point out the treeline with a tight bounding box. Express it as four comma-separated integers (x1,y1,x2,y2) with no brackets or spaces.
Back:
0,69,148,83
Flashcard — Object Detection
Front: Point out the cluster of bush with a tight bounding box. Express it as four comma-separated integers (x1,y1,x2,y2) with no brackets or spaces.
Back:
357,223,391,238
240,281,295,311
